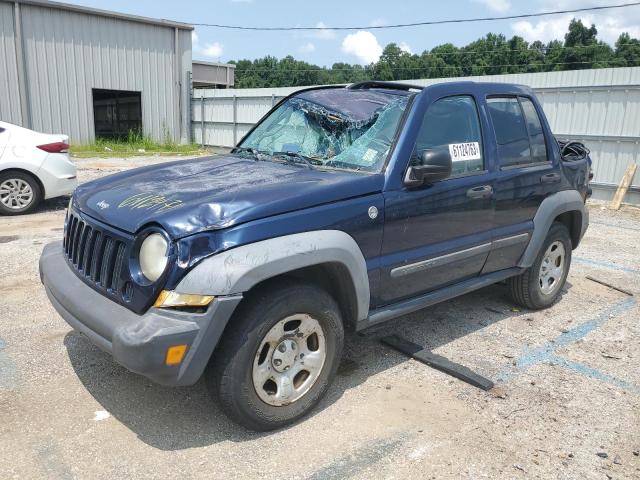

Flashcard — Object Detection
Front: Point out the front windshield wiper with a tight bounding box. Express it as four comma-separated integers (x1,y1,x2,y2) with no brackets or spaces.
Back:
233,146,265,160
272,151,322,169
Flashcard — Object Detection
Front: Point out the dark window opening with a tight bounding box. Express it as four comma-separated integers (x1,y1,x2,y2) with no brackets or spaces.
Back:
92,89,142,140
487,96,549,168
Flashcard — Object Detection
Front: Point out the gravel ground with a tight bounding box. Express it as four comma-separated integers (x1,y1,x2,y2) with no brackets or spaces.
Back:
0,155,639,479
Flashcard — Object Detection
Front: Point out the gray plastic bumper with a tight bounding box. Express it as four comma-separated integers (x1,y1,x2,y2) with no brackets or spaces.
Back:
39,241,242,386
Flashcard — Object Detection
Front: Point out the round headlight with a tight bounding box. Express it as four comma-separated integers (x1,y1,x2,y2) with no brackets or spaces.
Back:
139,233,169,282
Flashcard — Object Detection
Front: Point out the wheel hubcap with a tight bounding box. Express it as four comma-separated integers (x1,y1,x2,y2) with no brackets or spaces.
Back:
539,240,565,295
252,314,326,406
0,179,33,210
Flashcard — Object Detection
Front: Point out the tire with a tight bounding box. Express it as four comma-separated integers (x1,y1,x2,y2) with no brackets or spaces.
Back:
508,222,572,310
0,171,42,215
206,280,344,431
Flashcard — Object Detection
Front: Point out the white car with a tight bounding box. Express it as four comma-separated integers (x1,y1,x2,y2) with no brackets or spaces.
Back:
0,121,77,215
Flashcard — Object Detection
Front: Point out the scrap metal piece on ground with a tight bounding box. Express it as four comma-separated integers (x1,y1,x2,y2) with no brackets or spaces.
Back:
586,275,634,296
610,162,637,210
380,335,494,391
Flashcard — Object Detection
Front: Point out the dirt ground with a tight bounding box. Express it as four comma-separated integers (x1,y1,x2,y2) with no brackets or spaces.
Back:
0,155,639,479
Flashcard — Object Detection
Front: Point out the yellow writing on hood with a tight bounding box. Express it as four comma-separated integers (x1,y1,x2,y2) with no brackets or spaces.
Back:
118,192,183,213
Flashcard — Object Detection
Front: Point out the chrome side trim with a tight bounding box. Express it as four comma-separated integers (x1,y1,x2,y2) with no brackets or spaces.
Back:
390,243,492,278
491,233,530,250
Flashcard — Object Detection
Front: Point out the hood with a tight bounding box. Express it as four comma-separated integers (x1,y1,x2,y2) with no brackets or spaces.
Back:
74,155,384,238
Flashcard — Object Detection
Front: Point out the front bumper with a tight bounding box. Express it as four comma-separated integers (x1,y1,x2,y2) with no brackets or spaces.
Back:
39,241,242,386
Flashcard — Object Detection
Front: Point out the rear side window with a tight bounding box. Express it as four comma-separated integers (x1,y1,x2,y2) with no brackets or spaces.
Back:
413,95,484,176
519,97,548,164
487,96,548,168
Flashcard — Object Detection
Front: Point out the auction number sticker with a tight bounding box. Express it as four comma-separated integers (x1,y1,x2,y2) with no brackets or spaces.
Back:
449,142,481,162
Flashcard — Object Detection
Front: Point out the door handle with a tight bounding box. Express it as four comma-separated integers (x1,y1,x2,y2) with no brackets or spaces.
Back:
466,185,493,199
540,172,561,184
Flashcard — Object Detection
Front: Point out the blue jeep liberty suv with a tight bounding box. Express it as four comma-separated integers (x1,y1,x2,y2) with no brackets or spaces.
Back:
40,81,591,431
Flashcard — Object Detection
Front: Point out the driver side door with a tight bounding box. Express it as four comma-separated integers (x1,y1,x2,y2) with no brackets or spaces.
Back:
379,94,495,305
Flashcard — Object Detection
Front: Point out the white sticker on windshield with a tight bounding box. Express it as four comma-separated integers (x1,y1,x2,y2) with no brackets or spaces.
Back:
449,142,481,162
362,148,378,165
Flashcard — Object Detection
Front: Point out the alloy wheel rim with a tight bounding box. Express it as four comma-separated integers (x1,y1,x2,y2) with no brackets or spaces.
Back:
0,179,34,210
252,313,326,407
539,240,565,295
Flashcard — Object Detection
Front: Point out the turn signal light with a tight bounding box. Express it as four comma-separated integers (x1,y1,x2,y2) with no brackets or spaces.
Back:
154,290,214,308
166,344,188,366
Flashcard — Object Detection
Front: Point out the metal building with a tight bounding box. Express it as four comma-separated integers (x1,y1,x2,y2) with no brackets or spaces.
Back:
192,60,235,89
0,0,193,143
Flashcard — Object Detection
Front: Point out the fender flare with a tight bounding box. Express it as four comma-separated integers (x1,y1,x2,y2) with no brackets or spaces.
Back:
176,230,371,321
518,190,588,268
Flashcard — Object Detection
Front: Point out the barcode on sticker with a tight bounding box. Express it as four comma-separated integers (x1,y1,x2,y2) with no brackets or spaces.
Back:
449,142,481,162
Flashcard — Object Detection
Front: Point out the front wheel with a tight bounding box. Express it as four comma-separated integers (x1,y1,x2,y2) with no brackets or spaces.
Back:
508,222,572,310
206,280,344,431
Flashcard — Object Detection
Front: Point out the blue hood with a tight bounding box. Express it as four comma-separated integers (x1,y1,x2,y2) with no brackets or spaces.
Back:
74,155,383,238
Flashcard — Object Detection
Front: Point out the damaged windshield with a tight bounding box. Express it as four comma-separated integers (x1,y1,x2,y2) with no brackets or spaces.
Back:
237,89,411,173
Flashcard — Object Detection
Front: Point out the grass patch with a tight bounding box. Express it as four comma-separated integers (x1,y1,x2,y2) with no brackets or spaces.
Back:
70,131,206,158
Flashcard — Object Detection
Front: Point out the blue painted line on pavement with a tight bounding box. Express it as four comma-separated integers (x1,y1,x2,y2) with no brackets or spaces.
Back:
591,220,640,232
549,354,640,395
498,297,638,394
0,337,18,390
573,257,639,275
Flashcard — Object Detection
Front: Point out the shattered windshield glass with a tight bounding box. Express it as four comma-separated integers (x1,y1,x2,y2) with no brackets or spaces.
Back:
237,90,411,173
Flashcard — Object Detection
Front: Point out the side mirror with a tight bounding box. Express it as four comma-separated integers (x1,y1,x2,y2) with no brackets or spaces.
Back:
404,147,452,187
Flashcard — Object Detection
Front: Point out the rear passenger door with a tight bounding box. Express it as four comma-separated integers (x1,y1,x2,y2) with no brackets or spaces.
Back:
380,94,494,305
482,95,559,273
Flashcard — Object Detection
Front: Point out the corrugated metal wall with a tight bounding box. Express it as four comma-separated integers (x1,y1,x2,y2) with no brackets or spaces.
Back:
192,67,640,204
0,1,192,144
0,2,22,125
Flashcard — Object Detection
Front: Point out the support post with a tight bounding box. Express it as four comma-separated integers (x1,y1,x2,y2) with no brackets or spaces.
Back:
13,1,31,129
200,95,205,148
232,95,238,146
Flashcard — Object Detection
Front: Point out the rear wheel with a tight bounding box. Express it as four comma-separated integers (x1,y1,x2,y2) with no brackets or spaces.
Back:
0,171,42,215
206,280,344,431
508,222,572,309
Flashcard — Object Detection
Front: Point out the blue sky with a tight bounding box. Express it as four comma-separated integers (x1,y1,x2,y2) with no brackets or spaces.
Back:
70,0,640,65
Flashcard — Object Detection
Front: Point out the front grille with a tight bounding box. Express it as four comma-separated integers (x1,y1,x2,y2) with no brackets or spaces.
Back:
63,212,128,298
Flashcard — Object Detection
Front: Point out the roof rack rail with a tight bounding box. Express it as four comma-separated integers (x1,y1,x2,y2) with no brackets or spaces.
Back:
347,81,424,91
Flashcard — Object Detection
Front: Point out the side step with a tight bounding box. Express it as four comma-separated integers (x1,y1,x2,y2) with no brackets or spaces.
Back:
358,267,522,331
381,335,494,391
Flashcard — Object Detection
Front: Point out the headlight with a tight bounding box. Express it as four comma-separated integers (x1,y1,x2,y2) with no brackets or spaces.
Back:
139,233,169,282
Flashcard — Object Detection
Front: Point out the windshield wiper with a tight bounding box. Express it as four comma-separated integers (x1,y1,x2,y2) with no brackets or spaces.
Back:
233,146,264,160
272,151,322,169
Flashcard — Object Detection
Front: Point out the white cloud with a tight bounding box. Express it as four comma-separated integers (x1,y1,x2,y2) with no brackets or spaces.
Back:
298,42,316,54
310,21,336,40
191,31,199,48
399,42,413,54
202,42,224,59
511,1,640,44
341,31,383,64
473,0,511,13
370,18,387,27
513,13,640,44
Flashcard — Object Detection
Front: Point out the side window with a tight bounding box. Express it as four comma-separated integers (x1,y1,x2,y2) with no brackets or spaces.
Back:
519,97,548,164
413,95,484,176
487,97,531,168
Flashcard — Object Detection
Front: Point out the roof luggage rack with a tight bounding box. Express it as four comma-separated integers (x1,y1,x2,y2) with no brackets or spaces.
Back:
347,81,424,91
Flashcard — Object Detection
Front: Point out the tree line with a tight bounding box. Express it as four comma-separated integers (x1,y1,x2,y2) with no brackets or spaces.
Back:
229,19,640,88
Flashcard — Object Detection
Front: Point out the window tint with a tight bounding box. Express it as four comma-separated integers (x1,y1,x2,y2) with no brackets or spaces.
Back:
519,97,548,163
413,95,483,176
487,97,532,168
